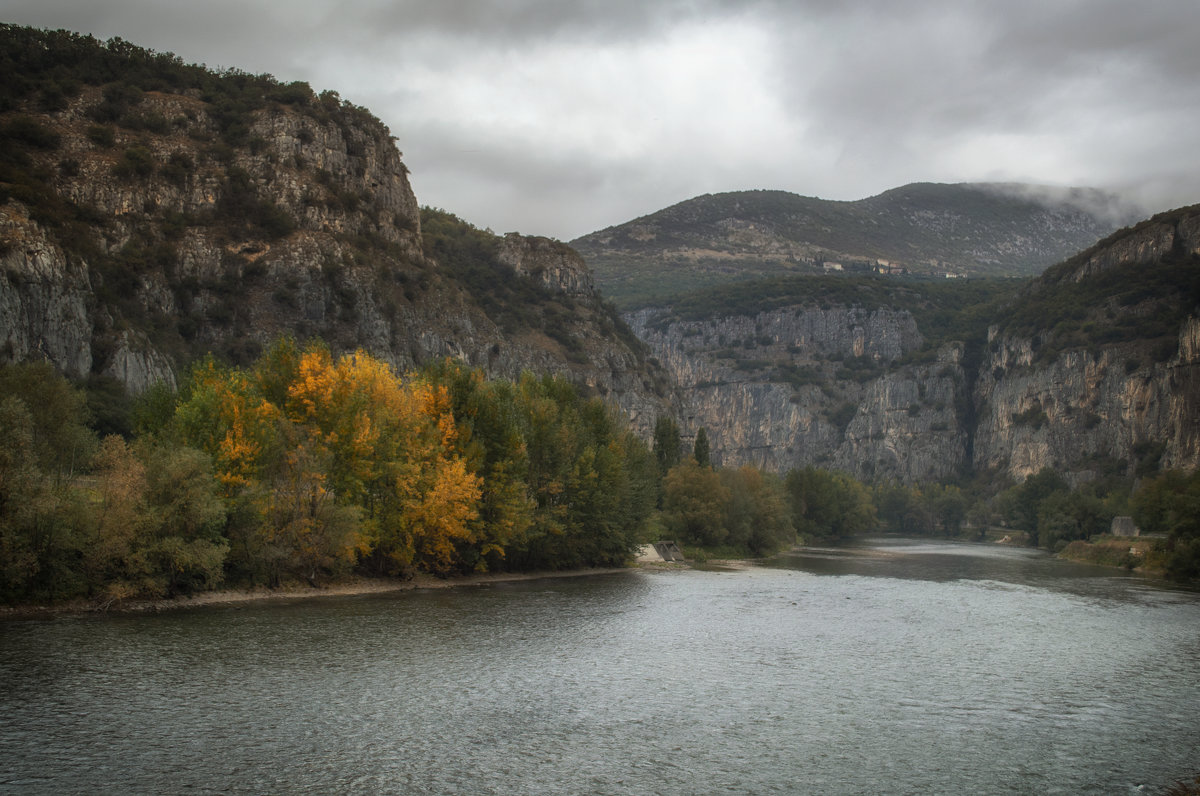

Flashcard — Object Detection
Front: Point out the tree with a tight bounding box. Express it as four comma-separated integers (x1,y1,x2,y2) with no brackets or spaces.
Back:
721,466,793,555
422,359,533,573
0,362,97,484
785,467,876,541
1009,467,1069,545
653,415,681,477
693,427,711,469
662,459,730,547
1133,470,1200,582
0,397,51,600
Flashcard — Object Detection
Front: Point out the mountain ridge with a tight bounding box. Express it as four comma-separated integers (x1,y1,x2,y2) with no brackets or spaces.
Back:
573,182,1143,307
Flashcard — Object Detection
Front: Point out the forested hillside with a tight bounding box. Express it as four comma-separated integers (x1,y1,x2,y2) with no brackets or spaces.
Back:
574,183,1135,307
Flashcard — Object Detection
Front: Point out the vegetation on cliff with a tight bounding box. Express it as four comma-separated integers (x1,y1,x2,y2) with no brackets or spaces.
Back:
419,208,649,367
997,205,1200,365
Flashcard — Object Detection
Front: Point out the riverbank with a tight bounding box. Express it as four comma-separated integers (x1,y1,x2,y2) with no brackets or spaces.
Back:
0,567,630,620
1056,535,1164,575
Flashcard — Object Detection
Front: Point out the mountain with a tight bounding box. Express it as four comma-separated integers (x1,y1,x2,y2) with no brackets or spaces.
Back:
627,204,1200,484
573,183,1142,307
3,24,1198,490
0,25,670,429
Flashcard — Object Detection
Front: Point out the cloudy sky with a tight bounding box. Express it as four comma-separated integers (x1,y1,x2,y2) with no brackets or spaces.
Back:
4,0,1199,239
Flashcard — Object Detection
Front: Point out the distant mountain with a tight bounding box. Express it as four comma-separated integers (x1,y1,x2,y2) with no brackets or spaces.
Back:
572,183,1143,307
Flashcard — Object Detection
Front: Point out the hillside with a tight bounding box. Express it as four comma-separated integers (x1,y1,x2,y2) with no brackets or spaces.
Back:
0,25,670,429
627,204,1200,484
574,183,1139,307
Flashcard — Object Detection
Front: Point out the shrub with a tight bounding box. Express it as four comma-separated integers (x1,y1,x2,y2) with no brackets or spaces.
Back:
112,145,155,180
87,124,116,146
1,116,62,149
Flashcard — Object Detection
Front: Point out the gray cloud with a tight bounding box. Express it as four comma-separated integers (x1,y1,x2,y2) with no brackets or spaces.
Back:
3,0,1198,238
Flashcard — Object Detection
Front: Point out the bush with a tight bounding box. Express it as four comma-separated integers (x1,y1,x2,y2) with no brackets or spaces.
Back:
0,116,62,149
112,145,155,180
87,124,116,147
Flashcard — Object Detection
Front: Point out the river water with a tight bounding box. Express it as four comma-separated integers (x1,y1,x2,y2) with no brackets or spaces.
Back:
1,538,1197,795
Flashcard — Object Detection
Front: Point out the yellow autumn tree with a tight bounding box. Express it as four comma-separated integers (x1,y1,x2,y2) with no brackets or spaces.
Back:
358,374,481,576
275,345,482,576
177,357,280,492
177,343,483,580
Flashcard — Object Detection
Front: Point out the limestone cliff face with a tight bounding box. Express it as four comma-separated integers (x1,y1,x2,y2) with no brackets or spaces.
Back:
0,204,93,376
498,233,595,297
1064,214,1200,283
627,306,968,482
0,81,667,430
973,317,1200,481
622,205,1200,484
971,205,1200,482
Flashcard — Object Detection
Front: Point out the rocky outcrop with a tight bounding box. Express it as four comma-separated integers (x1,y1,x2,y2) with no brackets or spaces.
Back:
498,233,595,297
967,205,1200,482
0,206,93,377
1054,206,1200,284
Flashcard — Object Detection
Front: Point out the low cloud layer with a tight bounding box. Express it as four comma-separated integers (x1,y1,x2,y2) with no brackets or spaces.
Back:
5,0,1199,239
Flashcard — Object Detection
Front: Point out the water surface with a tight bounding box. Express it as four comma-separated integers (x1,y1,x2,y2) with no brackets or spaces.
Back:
2,539,1197,794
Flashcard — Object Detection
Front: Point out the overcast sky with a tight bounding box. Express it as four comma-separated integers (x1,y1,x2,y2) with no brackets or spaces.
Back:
4,0,1199,239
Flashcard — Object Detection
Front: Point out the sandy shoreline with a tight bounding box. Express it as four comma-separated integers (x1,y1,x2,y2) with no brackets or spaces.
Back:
0,567,631,620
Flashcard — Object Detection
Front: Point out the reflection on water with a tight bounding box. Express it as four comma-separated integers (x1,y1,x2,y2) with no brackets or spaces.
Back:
2,540,1198,795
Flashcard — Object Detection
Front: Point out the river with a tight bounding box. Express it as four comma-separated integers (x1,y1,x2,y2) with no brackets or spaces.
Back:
1,538,1197,795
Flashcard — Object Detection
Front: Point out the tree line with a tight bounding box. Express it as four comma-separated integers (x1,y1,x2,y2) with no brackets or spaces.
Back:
0,343,888,605
873,466,1200,583
0,342,661,604
6,347,1197,605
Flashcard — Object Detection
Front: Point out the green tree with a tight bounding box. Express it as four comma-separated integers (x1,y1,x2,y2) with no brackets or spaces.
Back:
693,427,711,469
924,483,969,536
422,359,533,573
785,467,876,541
1007,467,1069,545
653,414,682,477
662,458,730,547
1133,470,1200,582
0,397,53,600
721,466,794,555
0,362,97,483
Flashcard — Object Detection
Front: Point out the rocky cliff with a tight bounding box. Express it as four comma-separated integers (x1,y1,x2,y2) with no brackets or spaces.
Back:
971,205,1200,482
0,28,669,429
625,205,1200,484
627,305,969,482
498,233,595,297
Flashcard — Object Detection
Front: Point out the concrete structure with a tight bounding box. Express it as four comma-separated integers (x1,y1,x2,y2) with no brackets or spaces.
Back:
635,541,686,563
1111,516,1140,537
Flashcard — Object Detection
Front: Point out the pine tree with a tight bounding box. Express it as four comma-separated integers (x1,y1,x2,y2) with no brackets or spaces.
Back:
693,427,711,468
